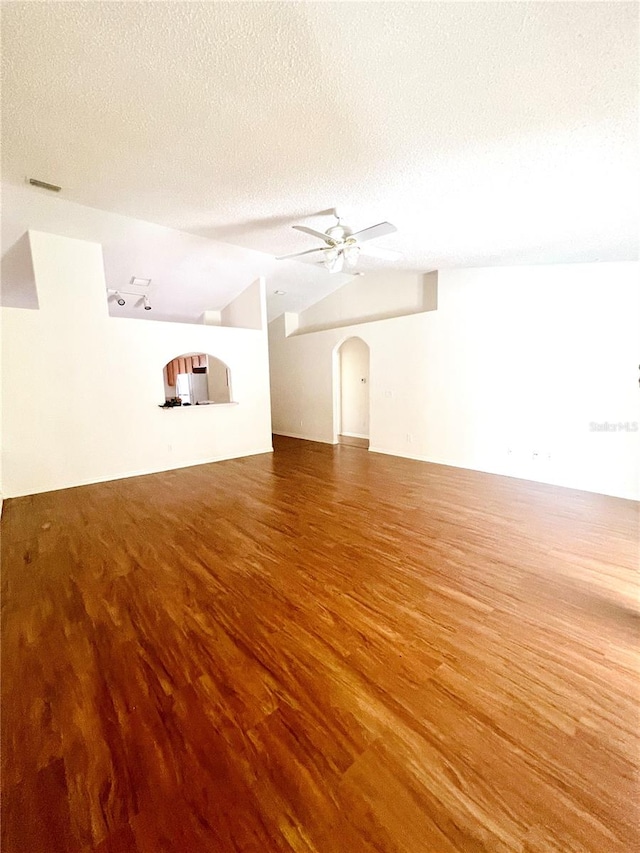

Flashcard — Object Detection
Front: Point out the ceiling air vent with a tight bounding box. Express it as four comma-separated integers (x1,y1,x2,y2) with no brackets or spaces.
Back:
28,178,62,192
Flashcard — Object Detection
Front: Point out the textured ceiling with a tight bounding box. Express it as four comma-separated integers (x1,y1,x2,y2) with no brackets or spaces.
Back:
2,1,638,318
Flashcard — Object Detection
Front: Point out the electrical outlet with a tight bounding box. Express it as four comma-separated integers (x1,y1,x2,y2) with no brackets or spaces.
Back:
406,433,413,443
168,444,172,452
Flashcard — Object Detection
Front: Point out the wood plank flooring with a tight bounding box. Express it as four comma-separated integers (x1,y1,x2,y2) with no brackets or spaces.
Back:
2,435,639,852
338,435,369,449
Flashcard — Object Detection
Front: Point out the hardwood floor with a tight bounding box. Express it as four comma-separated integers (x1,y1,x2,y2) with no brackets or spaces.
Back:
2,436,639,852
338,435,369,449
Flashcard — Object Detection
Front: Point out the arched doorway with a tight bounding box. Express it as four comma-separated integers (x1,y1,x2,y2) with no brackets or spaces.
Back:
162,353,232,405
336,337,370,448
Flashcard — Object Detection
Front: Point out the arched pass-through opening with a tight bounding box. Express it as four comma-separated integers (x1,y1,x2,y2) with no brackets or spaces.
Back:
334,337,370,448
162,353,232,406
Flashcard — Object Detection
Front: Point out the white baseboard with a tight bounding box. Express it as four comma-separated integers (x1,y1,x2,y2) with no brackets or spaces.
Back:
368,446,433,463
340,432,369,439
3,446,274,499
273,431,337,445
367,446,639,502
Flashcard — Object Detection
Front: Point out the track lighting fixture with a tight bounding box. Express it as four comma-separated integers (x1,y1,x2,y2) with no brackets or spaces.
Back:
107,289,152,311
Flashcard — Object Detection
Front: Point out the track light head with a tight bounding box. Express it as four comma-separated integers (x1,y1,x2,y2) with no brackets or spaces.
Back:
108,288,152,310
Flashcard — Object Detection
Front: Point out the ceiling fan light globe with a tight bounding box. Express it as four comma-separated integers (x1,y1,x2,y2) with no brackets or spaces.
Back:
343,245,361,267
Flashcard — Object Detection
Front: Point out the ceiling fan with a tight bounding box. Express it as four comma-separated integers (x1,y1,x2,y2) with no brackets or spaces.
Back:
276,209,402,274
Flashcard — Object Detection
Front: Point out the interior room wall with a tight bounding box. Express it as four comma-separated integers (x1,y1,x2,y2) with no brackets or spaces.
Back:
207,357,232,403
1,230,273,498
163,368,175,399
221,278,265,329
296,270,437,333
269,262,639,500
0,311,3,513
339,337,370,437
1,182,285,325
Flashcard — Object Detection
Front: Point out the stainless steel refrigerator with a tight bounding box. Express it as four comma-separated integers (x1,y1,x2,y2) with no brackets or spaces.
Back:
176,373,209,405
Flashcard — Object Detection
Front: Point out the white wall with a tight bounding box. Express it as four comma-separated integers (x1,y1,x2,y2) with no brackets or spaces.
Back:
0,294,3,512
269,262,640,500
207,356,232,403
0,183,277,325
339,337,370,437
296,270,437,333
1,230,273,498
221,278,265,329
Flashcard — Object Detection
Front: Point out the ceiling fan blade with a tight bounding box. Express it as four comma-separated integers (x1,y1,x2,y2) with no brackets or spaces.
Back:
276,247,327,260
351,222,397,243
292,225,332,242
358,245,403,261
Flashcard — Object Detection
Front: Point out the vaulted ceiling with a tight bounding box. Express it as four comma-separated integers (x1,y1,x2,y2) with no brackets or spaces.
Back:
2,2,637,318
